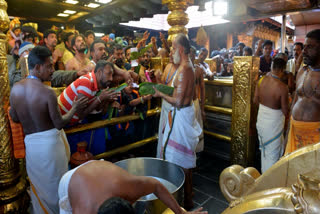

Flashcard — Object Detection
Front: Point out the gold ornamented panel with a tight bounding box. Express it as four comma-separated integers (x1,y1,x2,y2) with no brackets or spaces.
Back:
231,56,259,166
0,0,28,212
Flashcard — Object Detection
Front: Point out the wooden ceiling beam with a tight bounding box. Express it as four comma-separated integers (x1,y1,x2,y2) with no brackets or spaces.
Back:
16,15,66,24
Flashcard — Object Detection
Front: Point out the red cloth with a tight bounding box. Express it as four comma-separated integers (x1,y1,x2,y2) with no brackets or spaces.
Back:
7,107,25,159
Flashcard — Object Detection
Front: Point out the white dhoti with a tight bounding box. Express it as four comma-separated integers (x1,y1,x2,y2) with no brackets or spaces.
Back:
256,104,285,173
157,99,173,157
194,99,204,152
160,104,202,169
58,160,95,214
25,128,70,214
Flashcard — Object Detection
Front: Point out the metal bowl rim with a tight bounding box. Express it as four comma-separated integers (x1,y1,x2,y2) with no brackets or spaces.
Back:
115,157,185,202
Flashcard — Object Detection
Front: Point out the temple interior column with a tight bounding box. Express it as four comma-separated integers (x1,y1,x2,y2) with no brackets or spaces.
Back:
0,0,28,212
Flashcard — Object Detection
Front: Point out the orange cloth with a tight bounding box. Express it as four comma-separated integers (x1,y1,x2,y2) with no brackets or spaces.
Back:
7,107,25,159
284,116,320,155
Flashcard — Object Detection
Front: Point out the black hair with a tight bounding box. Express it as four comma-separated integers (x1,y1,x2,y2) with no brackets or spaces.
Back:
190,46,196,54
200,47,208,53
262,40,273,48
175,34,191,54
236,42,245,48
272,57,286,71
293,42,304,49
98,197,135,214
84,30,95,38
275,52,288,61
71,34,85,48
124,45,133,54
28,46,52,70
94,60,114,73
306,29,320,42
44,29,56,39
243,46,253,55
63,32,75,45
113,44,123,53
90,39,106,53
21,26,38,42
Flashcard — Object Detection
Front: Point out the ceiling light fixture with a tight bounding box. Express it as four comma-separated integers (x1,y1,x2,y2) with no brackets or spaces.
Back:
213,0,228,16
65,0,79,4
86,3,100,8
94,32,104,37
57,13,69,17
64,10,77,14
95,0,112,4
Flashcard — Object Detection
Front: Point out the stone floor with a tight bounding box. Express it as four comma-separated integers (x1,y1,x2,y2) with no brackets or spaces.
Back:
192,150,230,214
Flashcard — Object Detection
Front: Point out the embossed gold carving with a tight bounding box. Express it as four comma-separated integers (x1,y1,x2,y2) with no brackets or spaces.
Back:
162,0,194,43
220,142,320,205
231,56,259,166
221,174,320,214
0,0,28,212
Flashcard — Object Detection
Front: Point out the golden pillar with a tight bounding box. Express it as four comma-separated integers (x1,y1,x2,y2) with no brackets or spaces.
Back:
162,0,194,43
231,56,259,166
0,0,28,212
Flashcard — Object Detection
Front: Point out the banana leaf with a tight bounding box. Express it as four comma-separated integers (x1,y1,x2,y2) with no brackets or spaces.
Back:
130,44,153,61
139,83,174,96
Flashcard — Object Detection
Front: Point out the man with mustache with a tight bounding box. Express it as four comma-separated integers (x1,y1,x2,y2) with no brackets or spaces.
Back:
58,60,119,124
44,29,65,70
90,40,136,83
286,42,304,78
65,34,92,74
153,34,202,209
284,29,320,154
112,44,125,69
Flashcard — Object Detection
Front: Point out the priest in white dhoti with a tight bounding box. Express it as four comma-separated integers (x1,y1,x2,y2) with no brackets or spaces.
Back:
153,34,202,210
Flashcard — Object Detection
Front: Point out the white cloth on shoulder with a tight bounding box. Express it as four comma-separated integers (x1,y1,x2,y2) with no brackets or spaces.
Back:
256,104,285,173
194,99,204,152
160,103,202,169
157,99,173,157
58,160,95,214
25,128,70,214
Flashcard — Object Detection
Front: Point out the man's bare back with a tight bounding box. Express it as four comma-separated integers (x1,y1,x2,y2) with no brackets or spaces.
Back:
10,79,59,135
68,161,207,214
254,74,289,116
292,66,320,121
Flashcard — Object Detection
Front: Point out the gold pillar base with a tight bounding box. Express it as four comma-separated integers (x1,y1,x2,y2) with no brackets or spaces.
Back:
0,177,29,213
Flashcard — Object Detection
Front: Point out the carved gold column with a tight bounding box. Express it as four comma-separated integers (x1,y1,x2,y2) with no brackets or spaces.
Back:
162,0,194,43
0,1,28,212
231,56,259,166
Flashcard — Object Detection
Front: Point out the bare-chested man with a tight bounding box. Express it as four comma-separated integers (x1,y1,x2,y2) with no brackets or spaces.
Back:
254,58,289,173
65,34,92,73
153,34,202,209
190,46,205,153
58,160,207,214
9,46,87,214
155,48,179,158
285,29,320,154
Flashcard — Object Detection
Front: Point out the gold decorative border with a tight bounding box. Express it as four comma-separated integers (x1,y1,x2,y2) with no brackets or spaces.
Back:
231,56,259,166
